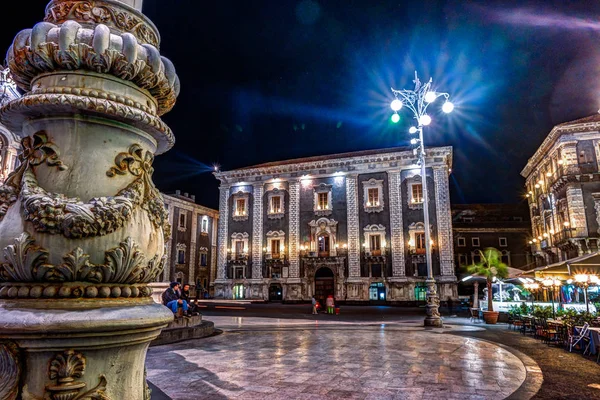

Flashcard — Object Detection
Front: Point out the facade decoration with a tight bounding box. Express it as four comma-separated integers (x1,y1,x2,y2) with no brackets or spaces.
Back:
45,349,109,400
267,188,285,219
214,146,457,303
231,190,249,221
0,0,178,398
362,178,384,213
522,113,600,266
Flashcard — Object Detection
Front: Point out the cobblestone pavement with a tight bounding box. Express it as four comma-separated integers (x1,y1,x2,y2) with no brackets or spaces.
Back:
147,319,532,400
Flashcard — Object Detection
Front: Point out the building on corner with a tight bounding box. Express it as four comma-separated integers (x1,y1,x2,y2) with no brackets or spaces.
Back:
522,113,600,266
161,191,219,295
213,146,457,304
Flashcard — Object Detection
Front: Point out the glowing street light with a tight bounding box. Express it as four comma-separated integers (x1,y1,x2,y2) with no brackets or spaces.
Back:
391,113,400,123
390,99,403,111
390,71,453,328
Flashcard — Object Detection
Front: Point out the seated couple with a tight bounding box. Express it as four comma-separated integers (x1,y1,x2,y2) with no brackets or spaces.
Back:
161,282,200,317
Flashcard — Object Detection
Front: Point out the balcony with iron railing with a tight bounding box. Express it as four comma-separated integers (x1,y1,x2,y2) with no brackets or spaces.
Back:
552,227,588,246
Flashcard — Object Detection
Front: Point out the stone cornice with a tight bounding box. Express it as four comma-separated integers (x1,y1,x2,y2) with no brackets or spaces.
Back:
521,117,600,178
162,193,219,219
214,146,452,184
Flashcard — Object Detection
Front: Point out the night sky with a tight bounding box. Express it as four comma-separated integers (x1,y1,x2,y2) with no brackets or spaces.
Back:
3,0,600,210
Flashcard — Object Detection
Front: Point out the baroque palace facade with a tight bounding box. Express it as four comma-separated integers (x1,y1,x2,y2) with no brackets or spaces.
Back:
523,113,600,264
214,146,457,304
0,69,20,184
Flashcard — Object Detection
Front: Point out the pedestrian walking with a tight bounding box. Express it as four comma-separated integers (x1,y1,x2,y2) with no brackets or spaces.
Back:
326,295,334,314
311,296,318,315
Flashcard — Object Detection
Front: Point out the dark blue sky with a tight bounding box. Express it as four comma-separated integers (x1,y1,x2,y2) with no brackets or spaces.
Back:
3,0,600,209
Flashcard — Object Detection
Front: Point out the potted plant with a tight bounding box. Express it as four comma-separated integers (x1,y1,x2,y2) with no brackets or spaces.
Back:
466,248,508,324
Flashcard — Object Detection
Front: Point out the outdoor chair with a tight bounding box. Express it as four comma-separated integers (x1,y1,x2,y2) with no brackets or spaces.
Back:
541,319,559,345
522,316,535,336
512,315,524,332
469,308,481,323
569,323,590,353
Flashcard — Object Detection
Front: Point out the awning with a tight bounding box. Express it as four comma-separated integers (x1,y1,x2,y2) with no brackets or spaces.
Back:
516,252,600,280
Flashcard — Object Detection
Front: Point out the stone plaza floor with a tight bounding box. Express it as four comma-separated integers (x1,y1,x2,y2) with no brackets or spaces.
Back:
146,317,536,400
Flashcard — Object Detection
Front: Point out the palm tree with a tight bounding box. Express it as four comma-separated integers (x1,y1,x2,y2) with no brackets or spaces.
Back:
466,248,509,312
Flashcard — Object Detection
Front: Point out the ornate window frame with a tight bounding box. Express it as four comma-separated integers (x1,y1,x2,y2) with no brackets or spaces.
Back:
407,222,432,253
407,176,424,210
362,178,384,213
232,191,249,221
230,232,249,256
265,230,286,259
363,224,387,255
267,188,285,219
472,237,480,247
176,243,186,264
308,217,338,255
201,216,209,234
499,237,507,247
178,211,187,231
199,246,208,266
457,237,466,247
313,183,333,216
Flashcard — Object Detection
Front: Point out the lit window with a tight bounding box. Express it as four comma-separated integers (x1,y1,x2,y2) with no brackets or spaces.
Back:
235,198,246,216
318,192,328,210
457,237,466,247
499,237,507,247
368,188,379,206
412,184,423,203
201,217,209,233
235,241,244,255
271,196,281,214
179,213,186,229
370,235,381,253
271,239,281,258
472,237,480,247
416,233,426,252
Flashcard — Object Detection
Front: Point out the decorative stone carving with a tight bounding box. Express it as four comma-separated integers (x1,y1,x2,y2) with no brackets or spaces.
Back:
231,191,249,221
1,138,168,239
1,93,174,154
266,188,285,219
313,183,332,216
346,175,360,277
363,224,387,254
5,20,178,116
387,171,405,276
362,178,384,213
288,180,300,278
45,349,109,400
0,232,163,286
44,0,160,48
433,166,455,276
0,342,20,400
251,183,264,278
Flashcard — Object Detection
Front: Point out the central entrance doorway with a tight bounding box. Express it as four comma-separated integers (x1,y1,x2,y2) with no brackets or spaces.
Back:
314,267,334,305
269,284,283,301
369,282,386,303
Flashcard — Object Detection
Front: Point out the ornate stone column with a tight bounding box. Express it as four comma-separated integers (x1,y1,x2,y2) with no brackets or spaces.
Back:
288,179,300,280
215,185,230,283
0,1,179,398
387,170,405,277
433,166,455,277
251,183,264,279
346,174,360,278
566,183,588,240
188,210,198,283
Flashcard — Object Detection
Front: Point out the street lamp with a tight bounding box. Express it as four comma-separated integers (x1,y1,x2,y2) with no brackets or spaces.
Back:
574,274,599,313
524,282,540,312
542,278,561,319
391,71,453,327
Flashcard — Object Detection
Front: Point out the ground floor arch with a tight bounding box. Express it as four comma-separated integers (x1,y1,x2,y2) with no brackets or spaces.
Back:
314,267,335,305
269,283,283,301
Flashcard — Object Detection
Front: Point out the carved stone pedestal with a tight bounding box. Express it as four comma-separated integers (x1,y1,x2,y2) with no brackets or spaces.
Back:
0,0,179,398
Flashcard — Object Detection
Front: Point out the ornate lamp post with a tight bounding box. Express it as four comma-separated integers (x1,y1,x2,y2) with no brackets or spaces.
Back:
542,278,562,319
574,274,599,313
524,282,540,312
0,1,179,398
391,72,454,327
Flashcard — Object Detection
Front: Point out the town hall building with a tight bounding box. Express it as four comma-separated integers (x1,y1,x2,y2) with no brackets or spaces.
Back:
213,146,457,304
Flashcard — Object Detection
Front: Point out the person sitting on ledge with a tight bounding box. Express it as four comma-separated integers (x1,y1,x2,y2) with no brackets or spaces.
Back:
162,282,189,316
181,283,200,316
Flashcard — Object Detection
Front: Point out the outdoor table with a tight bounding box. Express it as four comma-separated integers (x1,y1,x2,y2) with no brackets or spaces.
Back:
575,326,600,355
547,319,565,326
